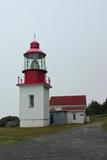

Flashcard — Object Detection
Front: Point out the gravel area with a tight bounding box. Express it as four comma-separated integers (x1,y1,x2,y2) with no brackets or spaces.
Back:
0,123,107,160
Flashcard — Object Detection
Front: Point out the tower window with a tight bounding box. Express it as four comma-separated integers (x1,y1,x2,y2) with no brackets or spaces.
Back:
29,95,34,107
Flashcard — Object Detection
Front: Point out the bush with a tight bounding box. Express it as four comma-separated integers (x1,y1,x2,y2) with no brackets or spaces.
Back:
0,116,20,127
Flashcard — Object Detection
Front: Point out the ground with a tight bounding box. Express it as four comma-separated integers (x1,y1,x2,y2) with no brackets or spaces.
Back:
0,122,107,160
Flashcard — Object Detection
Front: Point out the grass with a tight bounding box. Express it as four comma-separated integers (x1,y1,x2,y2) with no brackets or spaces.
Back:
90,115,107,131
102,121,107,131
0,124,80,145
1,116,107,145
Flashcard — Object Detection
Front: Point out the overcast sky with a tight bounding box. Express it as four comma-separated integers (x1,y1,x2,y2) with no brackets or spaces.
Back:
0,0,107,118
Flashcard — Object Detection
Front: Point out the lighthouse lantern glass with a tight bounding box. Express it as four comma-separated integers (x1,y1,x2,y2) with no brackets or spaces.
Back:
24,55,46,71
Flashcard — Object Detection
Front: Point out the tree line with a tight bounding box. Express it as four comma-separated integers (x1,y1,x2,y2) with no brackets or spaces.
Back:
86,99,107,115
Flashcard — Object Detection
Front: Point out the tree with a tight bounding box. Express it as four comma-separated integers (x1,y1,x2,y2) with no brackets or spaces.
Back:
102,99,107,114
86,100,102,115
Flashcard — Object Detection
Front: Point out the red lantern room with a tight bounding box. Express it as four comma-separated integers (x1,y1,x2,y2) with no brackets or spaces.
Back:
17,39,51,86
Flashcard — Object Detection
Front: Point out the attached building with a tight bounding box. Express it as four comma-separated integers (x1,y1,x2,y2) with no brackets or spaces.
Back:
50,95,86,124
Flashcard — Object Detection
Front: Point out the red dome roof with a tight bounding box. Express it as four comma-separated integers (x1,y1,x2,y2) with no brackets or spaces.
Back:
24,41,46,58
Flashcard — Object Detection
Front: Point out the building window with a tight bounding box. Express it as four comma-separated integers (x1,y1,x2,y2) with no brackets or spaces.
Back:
29,95,34,107
73,113,76,120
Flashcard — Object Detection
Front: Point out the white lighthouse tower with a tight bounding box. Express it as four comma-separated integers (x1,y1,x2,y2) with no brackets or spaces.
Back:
17,39,51,127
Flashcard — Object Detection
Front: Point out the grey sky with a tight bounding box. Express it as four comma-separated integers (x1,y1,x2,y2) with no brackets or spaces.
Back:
0,0,107,118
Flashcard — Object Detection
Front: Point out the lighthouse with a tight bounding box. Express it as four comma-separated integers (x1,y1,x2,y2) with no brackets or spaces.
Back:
17,39,51,127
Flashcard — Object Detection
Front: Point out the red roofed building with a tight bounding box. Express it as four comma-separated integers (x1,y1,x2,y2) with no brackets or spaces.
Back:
50,95,86,124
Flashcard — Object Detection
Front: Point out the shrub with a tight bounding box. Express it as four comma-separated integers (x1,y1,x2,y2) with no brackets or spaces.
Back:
0,116,20,127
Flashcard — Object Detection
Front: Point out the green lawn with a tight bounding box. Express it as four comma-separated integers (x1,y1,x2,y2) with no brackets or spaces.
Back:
0,116,107,145
90,115,107,131
0,124,80,145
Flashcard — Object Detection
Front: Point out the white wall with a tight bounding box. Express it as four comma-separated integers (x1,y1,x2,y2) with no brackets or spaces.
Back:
20,119,49,127
19,84,49,127
43,87,50,121
75,112,85,124
67,112,73,123
67,111,85,124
